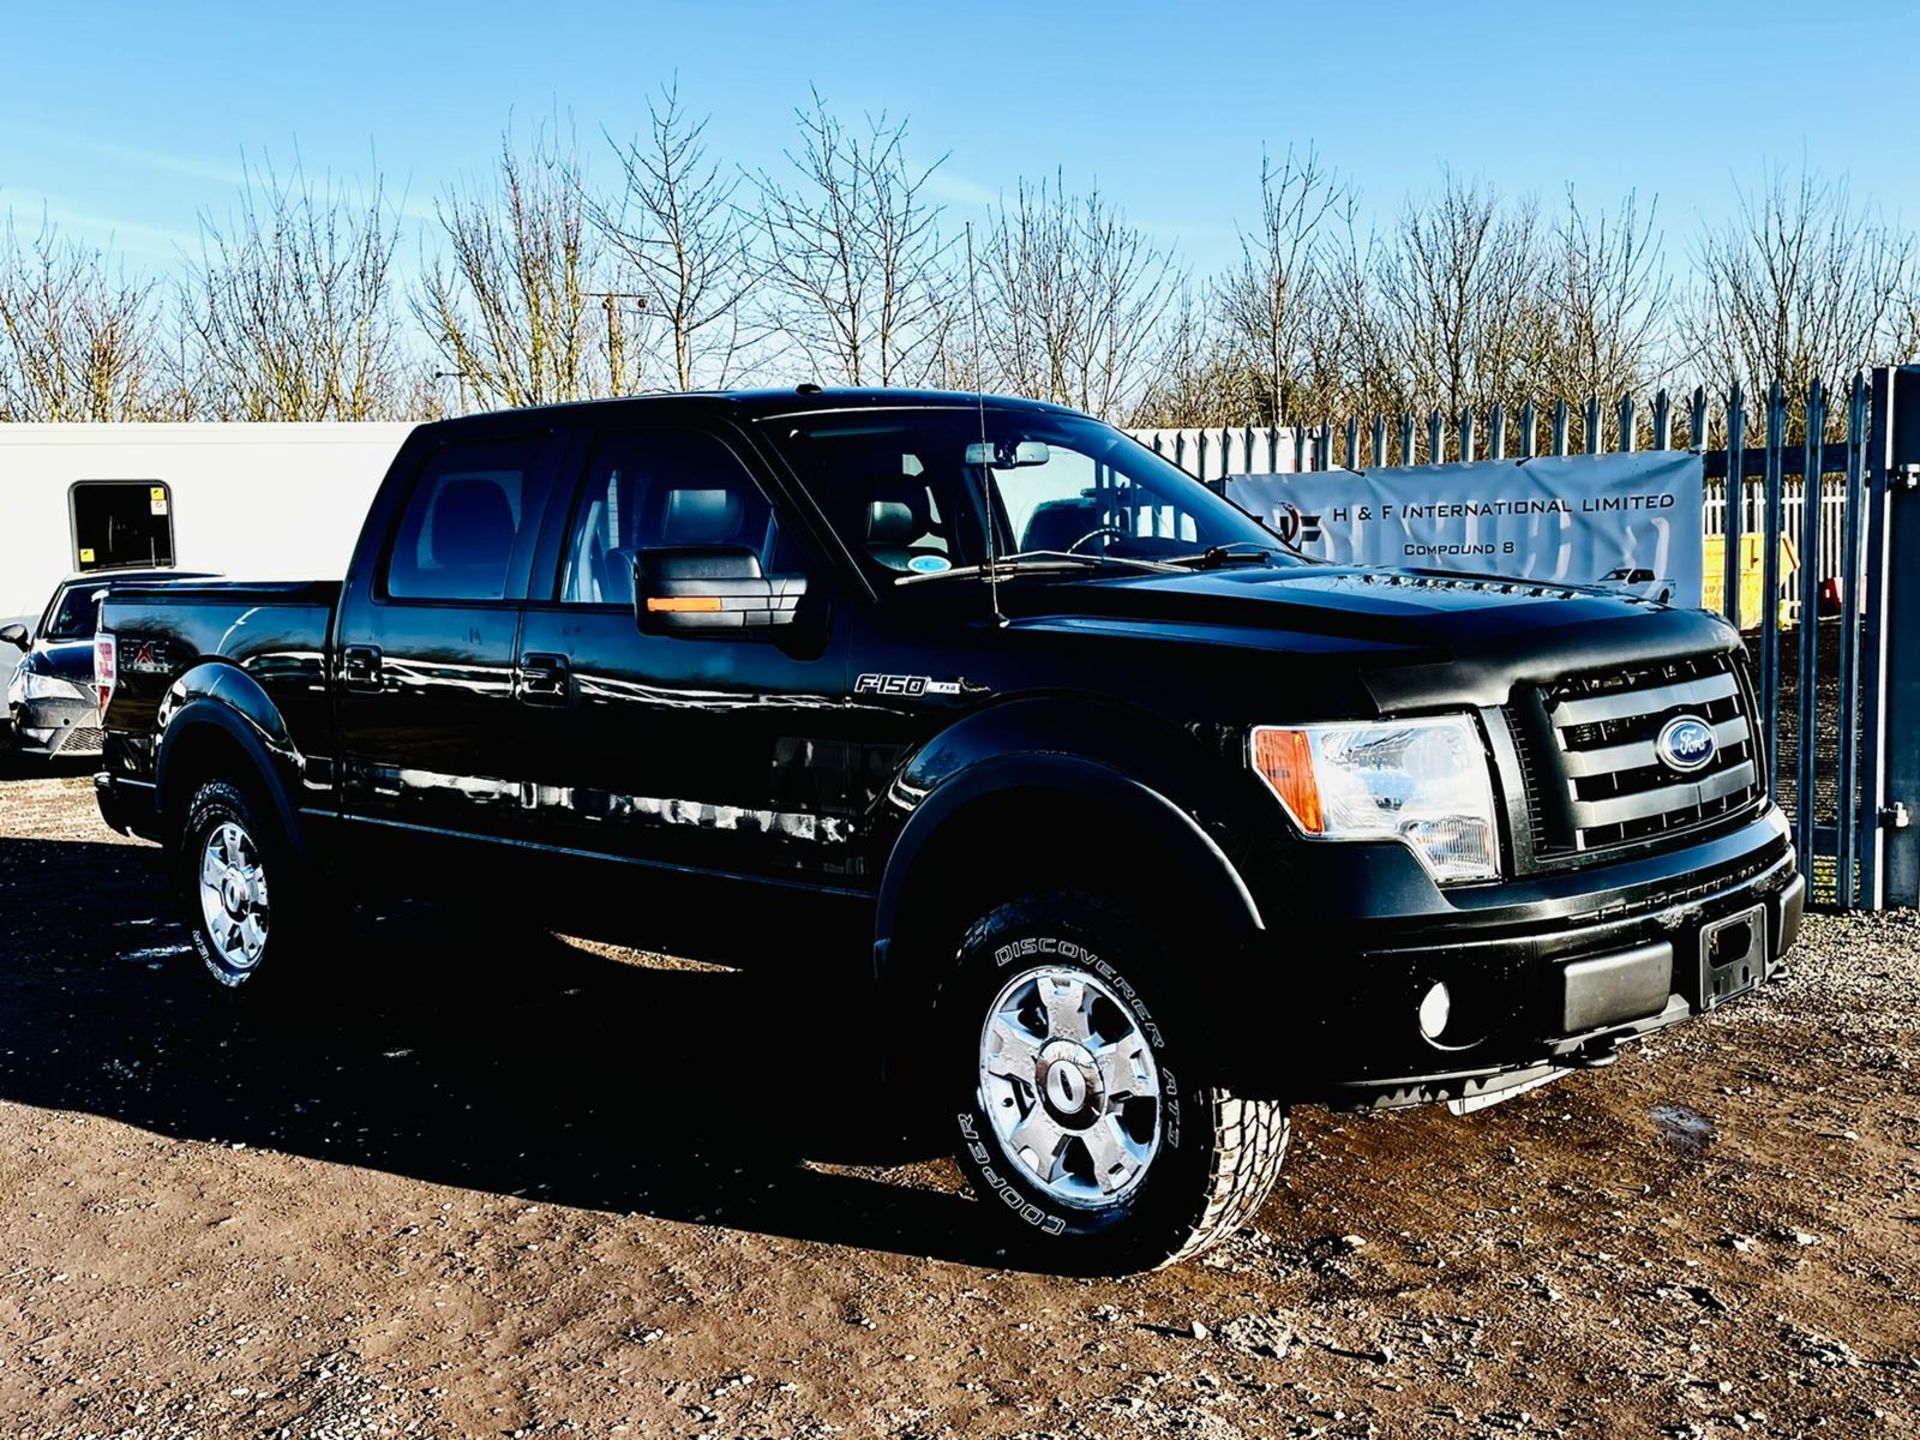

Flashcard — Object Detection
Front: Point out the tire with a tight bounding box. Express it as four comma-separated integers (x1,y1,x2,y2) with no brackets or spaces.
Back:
943,894,1288,1273
171,778,307,993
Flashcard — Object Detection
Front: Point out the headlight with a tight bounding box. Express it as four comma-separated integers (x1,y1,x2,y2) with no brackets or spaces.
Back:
1250,715,1501,883
17,668,90,704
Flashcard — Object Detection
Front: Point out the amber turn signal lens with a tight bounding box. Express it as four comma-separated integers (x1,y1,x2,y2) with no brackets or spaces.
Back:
1250,727,1323,833
646,596,723,612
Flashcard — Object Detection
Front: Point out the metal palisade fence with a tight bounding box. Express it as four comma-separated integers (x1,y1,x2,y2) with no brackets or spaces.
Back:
1133,374,1902,911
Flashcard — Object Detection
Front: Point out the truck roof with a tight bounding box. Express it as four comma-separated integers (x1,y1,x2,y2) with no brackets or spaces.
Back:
412,387,1082,440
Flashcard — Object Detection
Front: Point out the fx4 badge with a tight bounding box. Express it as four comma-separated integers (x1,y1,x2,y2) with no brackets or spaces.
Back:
854,673,972,698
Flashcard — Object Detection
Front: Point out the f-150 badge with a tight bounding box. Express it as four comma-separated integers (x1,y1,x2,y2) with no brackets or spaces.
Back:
854,673,967,698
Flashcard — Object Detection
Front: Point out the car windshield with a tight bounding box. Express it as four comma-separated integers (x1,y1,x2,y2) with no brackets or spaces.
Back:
761,407,1290,581
43,584,102,641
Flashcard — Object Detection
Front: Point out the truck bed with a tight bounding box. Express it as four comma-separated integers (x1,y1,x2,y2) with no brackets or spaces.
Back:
98,578,341,761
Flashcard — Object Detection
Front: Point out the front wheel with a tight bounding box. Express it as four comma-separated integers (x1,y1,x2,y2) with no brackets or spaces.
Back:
945,896,1289,1273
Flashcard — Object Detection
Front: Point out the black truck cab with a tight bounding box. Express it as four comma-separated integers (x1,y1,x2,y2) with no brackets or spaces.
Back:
94,389,1802,1271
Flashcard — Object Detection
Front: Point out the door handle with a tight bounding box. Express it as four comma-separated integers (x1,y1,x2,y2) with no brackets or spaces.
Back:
341,644,382,689
517,652,571,705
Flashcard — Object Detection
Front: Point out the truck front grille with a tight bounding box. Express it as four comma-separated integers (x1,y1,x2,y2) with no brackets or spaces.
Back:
1525,654,1761,855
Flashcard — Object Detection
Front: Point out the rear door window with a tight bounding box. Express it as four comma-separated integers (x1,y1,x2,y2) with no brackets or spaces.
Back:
385,435,557,602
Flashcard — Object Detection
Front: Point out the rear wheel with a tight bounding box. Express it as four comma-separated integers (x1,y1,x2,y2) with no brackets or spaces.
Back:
172,779,306,992
944,895,1289,1273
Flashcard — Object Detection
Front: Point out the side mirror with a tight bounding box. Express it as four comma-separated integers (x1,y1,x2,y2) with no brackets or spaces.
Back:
635,546,808,637
0,623,28,652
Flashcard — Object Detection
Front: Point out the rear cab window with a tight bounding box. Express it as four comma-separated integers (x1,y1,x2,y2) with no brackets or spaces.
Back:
384,434,558,603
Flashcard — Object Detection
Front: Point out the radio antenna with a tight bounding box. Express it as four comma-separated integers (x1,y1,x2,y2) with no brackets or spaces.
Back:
965,221,1004,625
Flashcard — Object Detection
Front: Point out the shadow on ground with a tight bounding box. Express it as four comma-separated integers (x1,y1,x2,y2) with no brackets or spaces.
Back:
0,831,1014,1267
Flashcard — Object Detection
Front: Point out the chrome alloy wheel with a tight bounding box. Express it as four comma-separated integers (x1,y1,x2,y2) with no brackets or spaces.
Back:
197,820,270,975
978,966,1163,1208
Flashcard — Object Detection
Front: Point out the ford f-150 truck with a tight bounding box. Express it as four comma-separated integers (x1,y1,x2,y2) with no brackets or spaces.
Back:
93,389,1803,1271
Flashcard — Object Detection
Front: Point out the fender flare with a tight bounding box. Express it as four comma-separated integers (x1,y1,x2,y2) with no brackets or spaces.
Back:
153,668,307,859
872,750,1265,976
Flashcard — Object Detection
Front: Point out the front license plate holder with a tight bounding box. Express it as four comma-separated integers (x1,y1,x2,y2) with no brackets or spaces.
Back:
1698,903,1767,1011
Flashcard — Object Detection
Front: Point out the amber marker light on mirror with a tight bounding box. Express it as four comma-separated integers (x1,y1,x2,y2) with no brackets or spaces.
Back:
1249,726,1322,834
646,596,724,612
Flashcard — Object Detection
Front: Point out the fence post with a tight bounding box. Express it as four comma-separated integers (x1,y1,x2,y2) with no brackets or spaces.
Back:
1690,386,1709,449
1399,413,1416,466
1653,388,1671,451
1459,407,1476,464
1618,393,1635,452
1870,365,1920,907
1427,410,1444,466
1837,373,1870,908
1724,380,1745,627
1583,394,1601,455
1521,400,1538,459
1371,416,1387,469
1489,403,1506,461
1795,378,1825,879
1551,400,1569,456
1759,380,1786,802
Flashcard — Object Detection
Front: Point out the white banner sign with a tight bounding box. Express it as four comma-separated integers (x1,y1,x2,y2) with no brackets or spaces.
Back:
1226,451,1705,604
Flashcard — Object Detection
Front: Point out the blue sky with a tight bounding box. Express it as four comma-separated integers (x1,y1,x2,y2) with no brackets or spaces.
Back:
5,0,1918,277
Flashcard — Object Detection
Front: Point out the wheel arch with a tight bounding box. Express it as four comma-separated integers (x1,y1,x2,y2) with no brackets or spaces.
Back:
153,666,306,858
873,752,1265,1002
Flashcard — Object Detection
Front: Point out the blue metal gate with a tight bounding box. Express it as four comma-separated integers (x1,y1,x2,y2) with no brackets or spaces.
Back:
1143,368,1918,911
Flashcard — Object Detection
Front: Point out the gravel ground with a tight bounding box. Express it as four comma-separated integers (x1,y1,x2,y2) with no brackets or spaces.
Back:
0,768,1915,1439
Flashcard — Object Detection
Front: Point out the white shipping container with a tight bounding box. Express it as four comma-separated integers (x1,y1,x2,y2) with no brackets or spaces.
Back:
0,422,414,697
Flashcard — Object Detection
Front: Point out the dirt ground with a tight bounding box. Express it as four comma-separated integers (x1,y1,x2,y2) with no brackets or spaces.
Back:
0,768,1914,1440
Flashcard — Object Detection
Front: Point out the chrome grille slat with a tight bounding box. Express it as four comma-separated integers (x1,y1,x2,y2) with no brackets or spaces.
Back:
1569,760,1757,829
1560,714,1751,778
1548,671,1737,727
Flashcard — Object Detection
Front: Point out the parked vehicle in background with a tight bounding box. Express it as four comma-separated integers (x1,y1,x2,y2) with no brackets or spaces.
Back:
0,422,409,704
93,389,1803,1272
1599,565,1677,604
3,571,215,760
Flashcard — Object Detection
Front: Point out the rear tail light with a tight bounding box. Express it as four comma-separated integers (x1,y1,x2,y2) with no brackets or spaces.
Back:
94,631,116,720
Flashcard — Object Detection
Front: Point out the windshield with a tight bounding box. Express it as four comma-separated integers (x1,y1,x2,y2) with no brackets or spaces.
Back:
761,407,1290,581
42,583,102,641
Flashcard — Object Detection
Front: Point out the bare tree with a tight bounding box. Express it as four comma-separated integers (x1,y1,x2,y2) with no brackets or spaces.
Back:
1539,188,1671,406
1371,173,1550,423
1132,283,1246,426
754,92,952,386
0,217,160,422
1682,167,1914,402
416,127,614,409
594,82,757,391
1215,146,1345,425
177,162,409,420
977,173,1184,422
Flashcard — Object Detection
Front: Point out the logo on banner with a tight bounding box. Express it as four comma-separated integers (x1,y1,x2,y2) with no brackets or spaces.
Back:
1269,503,1323,554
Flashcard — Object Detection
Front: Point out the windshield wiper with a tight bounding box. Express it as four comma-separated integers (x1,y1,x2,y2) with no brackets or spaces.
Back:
1163,542,1286,570
893,549,1180,585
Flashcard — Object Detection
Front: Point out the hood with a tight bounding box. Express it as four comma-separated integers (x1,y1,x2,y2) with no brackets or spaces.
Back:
18,637,96,685
1002,565,1740,711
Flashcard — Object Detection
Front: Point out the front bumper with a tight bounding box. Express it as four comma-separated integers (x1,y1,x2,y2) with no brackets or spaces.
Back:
11,695,104,757
1235,805,1803,1109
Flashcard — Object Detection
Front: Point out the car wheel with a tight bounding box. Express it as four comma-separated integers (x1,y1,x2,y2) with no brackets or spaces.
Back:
944,894,1288,1273
173,778,304,992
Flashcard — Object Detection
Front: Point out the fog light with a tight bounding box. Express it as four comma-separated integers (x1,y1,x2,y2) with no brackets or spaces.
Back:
1417,982,1452,1041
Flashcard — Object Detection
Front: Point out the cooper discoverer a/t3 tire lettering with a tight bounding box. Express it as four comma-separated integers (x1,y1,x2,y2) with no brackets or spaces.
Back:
944,895,1289,1273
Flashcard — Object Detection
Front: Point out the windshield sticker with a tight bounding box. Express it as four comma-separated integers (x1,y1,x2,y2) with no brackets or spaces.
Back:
906,554,952,574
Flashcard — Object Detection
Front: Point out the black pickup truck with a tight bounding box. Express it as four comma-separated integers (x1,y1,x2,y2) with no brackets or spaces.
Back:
94,388,1803,1270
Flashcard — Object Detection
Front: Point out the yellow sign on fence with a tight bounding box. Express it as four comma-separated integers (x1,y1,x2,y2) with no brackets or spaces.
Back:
1701,534,1800,629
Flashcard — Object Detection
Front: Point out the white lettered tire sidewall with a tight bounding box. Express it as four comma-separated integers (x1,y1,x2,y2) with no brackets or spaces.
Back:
945,895,1288,1272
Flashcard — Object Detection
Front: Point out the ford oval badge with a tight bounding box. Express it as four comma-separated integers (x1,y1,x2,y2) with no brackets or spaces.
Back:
1656,715,1717,772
